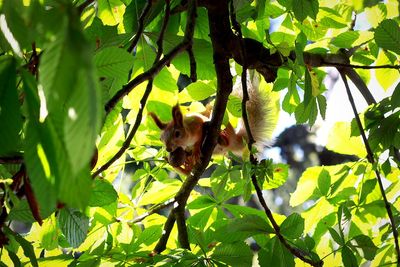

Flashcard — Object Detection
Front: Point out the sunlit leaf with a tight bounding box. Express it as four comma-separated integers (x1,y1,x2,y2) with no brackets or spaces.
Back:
58,208,89,248
326,122,367,158
374,19,400,54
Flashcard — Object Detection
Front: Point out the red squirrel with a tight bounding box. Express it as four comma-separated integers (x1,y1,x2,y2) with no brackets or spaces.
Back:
149,75,275,175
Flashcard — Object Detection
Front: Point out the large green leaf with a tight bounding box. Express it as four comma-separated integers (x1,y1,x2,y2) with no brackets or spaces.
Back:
293,0,319,22
22,72,58,219
326,121,367,158
58,208,90,248
214,214,274,243
40,8,101,179
342,245,358,267
331,31,360,48
259,237,295,267
146,32,215,80
0,56,22,156
349,235,378,261
94,47,134,78
374,19,400,54
280,213,304,239
89,179,118,207
97,0,126,26
212,242,253,266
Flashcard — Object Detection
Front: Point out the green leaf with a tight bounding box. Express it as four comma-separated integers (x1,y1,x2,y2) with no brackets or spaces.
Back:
8,199,52,223
40,215,59,251
270,237,295,267
359,179,377,204
187,195,217,209
212,242,253,266
375,50,400,90
0,56,22,156
317,95,327,119
341,245,358,267
293,0,319,22
374,19,400,54
40,10,101,183
294,99,318,126
349,235,378,261
331,31,360,48
214,214,274,243
58,208,89,248
138,179,181,205
22,72,58,218
391,82,400,107
304,69,312,105
187,207,215,231
130,225,163,252
148,33,215,80
318,169,331,196
264,163,289,189
295,32,307,65
178,82,216,103
326,122,367,158
328,227,344,246
3,227,38,267
89,179,118,207
94,47,134,79
97,0,126,26
280,213,304,239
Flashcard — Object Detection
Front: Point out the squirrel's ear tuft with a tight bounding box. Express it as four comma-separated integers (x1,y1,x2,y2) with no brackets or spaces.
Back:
172,104,184,128
149,112,167,130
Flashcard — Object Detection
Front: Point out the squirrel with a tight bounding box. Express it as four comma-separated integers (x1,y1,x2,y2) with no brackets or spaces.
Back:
149,73,276,175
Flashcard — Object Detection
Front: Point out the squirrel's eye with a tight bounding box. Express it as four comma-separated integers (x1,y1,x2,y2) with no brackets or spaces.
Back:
174,130,181,138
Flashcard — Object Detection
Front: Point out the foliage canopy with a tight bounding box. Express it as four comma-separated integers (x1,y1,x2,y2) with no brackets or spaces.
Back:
0,0,399,266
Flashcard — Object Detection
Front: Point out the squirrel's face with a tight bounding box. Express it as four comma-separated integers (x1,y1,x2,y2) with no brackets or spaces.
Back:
161,123,187,152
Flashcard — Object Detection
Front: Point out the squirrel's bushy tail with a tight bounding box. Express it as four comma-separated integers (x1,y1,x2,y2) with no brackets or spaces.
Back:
234,72,276,153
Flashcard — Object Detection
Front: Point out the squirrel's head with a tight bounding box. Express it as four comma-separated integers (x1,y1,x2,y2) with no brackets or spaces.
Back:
149,104,187,152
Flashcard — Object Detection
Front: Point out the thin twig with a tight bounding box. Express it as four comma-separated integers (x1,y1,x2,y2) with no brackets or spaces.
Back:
340,67,376,105
129,199,175,224
127,0,153,54
94,0,172,177
339,69,400,265
105,41,191,113
92,80,154,178
230,2,323,266
329,63,400,70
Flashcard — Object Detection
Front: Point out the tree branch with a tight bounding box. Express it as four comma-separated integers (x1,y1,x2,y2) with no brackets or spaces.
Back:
93,1,171,177
329,63,400,70
0,156,23,165
230,2,322,266
127,0,153,54
153,0,233,254
339,69,400,265
129,199,175,224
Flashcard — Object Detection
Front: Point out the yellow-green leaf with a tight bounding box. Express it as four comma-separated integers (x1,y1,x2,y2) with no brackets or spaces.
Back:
326,122,367,158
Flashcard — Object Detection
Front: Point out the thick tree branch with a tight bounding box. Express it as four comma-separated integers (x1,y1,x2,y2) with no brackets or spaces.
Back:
153,0,233,254
339,70,400,265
